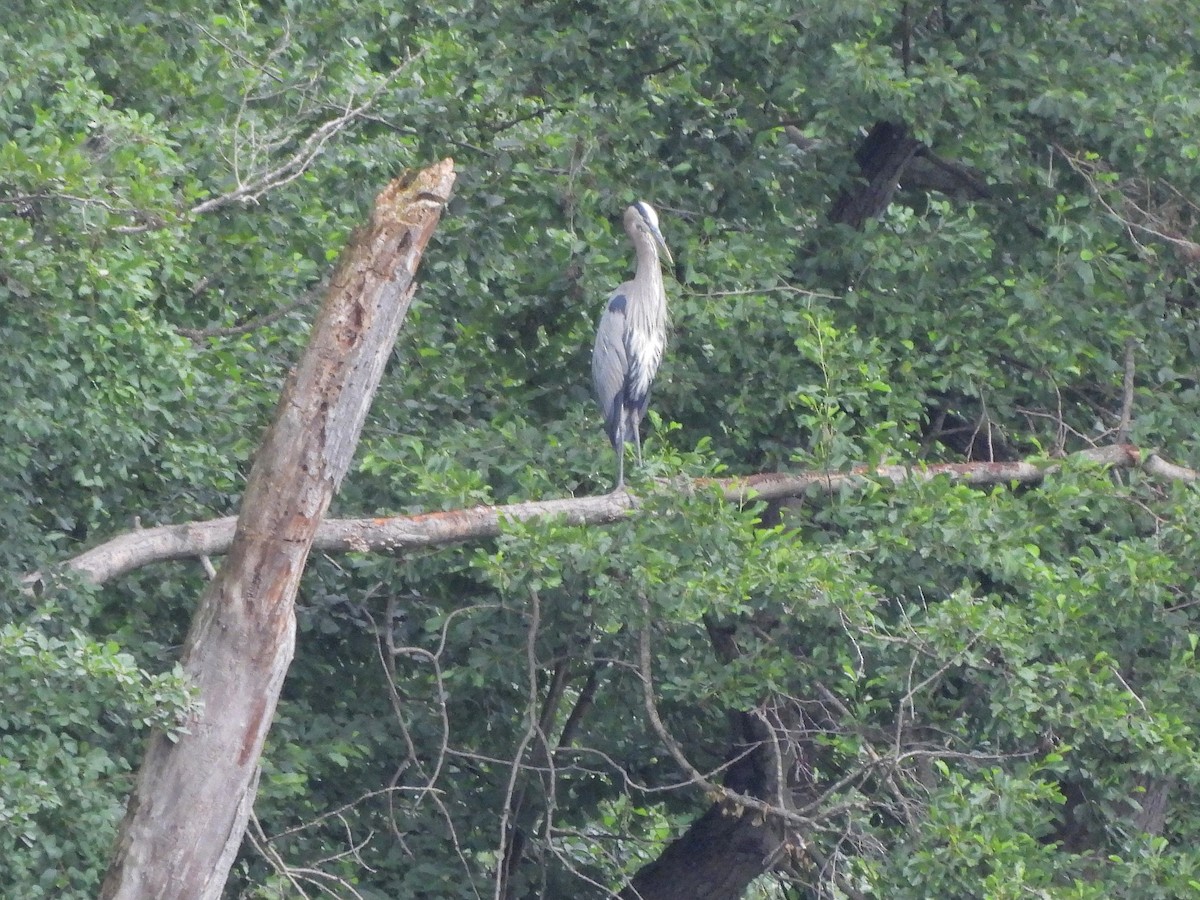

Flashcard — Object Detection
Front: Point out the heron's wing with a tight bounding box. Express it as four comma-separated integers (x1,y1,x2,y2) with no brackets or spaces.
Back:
592,291,629,446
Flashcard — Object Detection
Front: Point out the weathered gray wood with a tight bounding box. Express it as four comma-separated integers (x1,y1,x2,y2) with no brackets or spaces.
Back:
26,444,1188,589
100,159,456,900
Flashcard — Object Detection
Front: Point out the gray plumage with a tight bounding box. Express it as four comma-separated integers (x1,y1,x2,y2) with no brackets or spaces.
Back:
592,201,672,490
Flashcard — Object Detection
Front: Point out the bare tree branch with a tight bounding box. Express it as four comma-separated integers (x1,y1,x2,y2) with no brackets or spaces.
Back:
28,444,1194,591
1055,143,1200,264
175,286,323,341
189,64,411,216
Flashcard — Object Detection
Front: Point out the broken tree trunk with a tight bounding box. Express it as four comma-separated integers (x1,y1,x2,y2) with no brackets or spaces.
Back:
100,158,456,900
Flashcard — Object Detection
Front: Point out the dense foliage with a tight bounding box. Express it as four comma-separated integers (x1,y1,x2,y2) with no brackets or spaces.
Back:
3,1,1200,897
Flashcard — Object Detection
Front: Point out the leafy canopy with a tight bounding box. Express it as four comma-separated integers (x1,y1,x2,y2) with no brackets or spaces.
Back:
3,1,1200,897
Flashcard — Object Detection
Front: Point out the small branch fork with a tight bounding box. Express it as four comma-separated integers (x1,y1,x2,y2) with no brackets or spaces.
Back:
188,63,412,216
633,593,1033,899
27,443,1194,591
1054,143,1200,263
1,41,414,234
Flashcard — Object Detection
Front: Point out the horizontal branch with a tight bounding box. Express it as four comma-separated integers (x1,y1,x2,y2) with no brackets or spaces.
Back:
722,443,1191,502
29,444,1195,589
41,494,636,588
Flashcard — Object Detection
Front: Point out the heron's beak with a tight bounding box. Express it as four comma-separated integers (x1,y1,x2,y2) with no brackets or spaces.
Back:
652,226,674,269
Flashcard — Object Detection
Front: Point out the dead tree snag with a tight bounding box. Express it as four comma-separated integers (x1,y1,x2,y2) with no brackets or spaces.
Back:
100,159,456,900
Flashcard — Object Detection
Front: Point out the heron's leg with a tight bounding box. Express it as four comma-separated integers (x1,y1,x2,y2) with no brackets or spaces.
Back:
612,412,626,491
631,415,643,467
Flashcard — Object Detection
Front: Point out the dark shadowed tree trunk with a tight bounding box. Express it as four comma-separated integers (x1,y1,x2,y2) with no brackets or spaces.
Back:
829,120,925,228
620,616,811,900
620,804,782,900
619,735,792,900
100,159,456,900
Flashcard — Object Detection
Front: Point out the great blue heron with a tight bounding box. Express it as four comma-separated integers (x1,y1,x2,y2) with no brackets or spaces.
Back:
592,201,673,491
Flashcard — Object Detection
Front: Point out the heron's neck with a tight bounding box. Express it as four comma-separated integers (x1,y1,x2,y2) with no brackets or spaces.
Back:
634,241,665,302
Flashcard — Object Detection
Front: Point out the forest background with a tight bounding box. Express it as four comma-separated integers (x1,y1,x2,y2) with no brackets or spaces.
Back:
4,2,1200,898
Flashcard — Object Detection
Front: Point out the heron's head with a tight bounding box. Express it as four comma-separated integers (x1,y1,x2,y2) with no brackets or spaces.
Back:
625,201,673,267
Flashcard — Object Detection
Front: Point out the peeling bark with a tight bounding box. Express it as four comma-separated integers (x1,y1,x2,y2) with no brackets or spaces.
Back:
99,159,456,900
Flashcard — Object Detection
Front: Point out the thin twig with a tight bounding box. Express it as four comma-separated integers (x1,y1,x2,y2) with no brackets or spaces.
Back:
1117,337,1136,444
493,587,545,900
175,285,322,341
190,62,414,216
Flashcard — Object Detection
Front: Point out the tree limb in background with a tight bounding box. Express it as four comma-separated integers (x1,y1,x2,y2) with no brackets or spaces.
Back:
619,596,793,900
99,158,456,900
828,121,924,228
174,286,322,341
785,121,991,227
